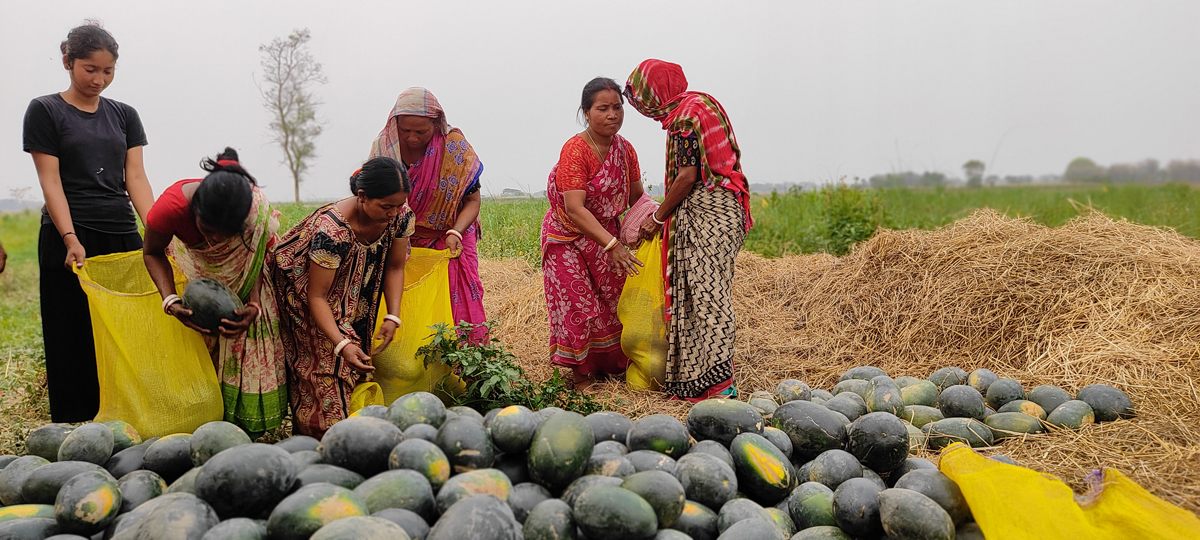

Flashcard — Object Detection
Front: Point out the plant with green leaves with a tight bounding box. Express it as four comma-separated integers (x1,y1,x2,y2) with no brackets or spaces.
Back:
821,182,883,256
418,320,603,414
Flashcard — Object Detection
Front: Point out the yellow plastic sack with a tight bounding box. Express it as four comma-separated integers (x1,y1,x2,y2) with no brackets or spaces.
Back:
370,247,461,405
939,442,1200,539
76,251,224,438
347,382,384,415
618,236,668,390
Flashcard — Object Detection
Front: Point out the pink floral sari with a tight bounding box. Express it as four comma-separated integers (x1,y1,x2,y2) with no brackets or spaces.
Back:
541,134,638,376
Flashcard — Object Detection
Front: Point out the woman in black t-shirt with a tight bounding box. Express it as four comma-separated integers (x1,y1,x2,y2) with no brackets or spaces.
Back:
22,23,154,423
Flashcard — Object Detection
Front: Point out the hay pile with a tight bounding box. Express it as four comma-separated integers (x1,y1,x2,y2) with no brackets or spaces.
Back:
480,209,1200,513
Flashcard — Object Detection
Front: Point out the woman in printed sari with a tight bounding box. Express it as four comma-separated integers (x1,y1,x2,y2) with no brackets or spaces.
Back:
625,60,754,402
273,157,414,438
368,87,485,333
144,148,287,435
542,77,647,390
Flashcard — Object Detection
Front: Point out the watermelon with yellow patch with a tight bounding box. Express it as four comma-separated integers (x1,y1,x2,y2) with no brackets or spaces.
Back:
900,380,939,407
266,483,369,540
669,500,719,540
388,438,451,492
997,399,1047,420
491,405,540,454
1046,400,1096,430
0,504,54,524
54,470,122,535
729,432,797,506
983,412,1045,439
103,421,142,453
864,376,905,415
434,468,513,514
352,469,436,519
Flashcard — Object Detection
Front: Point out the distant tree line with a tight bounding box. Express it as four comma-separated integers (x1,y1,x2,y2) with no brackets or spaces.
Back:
1063,157,1200,184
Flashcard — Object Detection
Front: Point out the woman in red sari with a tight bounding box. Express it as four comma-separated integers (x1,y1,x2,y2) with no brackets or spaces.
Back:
542,77,647,389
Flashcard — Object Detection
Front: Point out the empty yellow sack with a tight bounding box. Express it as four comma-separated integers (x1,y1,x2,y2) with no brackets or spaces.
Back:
76,251,224,438
618,236,668,390
370,247,460,405
347,381,384,415
939,442,1200,539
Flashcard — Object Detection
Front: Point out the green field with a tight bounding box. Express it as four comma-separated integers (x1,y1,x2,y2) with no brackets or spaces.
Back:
2,183,1198,450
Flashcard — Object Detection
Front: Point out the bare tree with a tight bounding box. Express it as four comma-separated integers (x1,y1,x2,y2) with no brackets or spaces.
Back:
258,29,326,204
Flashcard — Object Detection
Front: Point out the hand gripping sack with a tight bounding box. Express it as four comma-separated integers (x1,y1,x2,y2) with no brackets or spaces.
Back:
939,442,1200,539
370,247,462,404
618,236,668,390
75,251,224,438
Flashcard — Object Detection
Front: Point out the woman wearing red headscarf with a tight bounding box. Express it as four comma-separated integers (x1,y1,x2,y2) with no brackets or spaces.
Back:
626,60,753,402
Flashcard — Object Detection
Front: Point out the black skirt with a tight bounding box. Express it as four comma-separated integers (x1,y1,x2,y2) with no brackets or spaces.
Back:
38,224,141,423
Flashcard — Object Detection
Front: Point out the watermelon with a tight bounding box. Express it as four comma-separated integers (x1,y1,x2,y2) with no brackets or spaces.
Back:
198,516,267,539
527,411,594,492
429,494,522,540
822,395,866,421
289,450,322,470
774,380,811,403
53,470,121,535
1076,384,1135,422
403,424,439,443
893,469,971,526
585,454,635,478
621,470,686,528
116,470,166,513
1028,385,1073,414
922,418,994,449
0,518,61,538
861,468,888,492
20,461,107,505
808,449,862,489
1047,400,1096,430
142,434,194,483
449,406,485,422
988,455,1019,465
984,412,1046,438
958,521,987,540
716,498,771,534
878,488,955,540
673,453,738,512
846,412,909,473
435,468,513,514
656,529,695,540
984,378,1026,410
967,368,998,394
354,469,436,518
593,440,629,456
997,399,1048,419
791,525,851,539
310,515,409,539
786,481,837,529
748,398,779,419
183,278,243,333
761,427,793,460
522,498,575,540
194,443,295,519
123,493,220,539
101,491,187,538
387,392,447,430
483,408,503,427
25,424,73,462
508,482,552,524
494,452,531,485
0,455,16,469
831,477,883,539
275,435,320,453
586,411,634,444
937,385,987,420
103,421,142,454
490,406,539,454
687,399,764,447
668,500,718,540
927,367,967,390
900,405,944,427
904,421,925,454
436,415,495,473
189,421,251,467
389,438,451,492
900,380,939,407
56,424,113,465
351,404,390,420
771,400,847,461
371,508,430,540
688,440,735,471
0,504,55,524
266,483,369,540
830,379,869,400
840,366,888,381
623,415,688,459
894,376,922,389
561,475,623,508
572,485,658,539
827,409,851,427
729,433,797,505
809,389,834,402
296,464,365,489
321,416,405,478
715,517,779,539
626,450,677,474
764,506,795,537
0,455,49,505
164,465,202,495
888,457,937,487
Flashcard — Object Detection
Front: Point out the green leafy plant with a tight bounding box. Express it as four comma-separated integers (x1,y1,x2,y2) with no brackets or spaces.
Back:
418,320,603,414
821,182,883,255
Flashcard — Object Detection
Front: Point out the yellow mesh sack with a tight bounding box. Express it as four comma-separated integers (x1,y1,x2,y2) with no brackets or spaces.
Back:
347,382,384,415
370,247,462,405
939,442,1200,539
618,236,668,390
75,251,224,438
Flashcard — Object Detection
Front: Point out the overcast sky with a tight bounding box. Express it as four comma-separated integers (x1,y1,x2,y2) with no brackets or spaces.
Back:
2,0,1198,203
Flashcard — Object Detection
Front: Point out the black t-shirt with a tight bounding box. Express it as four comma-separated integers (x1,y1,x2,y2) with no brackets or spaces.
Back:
23,94,148,234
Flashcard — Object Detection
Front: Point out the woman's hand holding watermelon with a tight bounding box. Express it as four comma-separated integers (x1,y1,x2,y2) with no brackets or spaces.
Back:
166,303,210,335
217,304,259,338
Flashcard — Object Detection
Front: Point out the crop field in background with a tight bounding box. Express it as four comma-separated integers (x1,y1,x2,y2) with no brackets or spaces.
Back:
1,182,1198,452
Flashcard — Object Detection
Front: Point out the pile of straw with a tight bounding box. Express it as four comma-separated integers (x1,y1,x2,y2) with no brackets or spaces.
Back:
480,210,1200,513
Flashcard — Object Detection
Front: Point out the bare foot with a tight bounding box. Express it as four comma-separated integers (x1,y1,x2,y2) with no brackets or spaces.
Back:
573,371,595,392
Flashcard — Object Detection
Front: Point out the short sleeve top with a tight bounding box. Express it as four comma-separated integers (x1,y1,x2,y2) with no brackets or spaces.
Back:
145,180,204,246
555,135,641,192
308,204,416,270
673,134,701,167
23,94,148,233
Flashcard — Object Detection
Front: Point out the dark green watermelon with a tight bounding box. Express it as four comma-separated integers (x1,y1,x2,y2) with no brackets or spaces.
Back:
716,517,781,539
0,455,17,469
791,525,851,539
403,423,439,443
350,404,390,420
586,411,634,444
894,376,922,389
274,435,320,453
716,498,771,534
808,449,862,489
387,392,448,430
573,485,658,539
1028,385,1073,414
967,369,998,394
508,482,552,524
490,405,540,454
729,432,797,506
25,424,73,463
775,380,812,403
886,457,937,487
288,450,321,470
125,492,220,539
984,378,1026,410
893,469,971,526
371,508,429,540
116,470,165,513
53,470,121,535
673,453,738,512
626,450,677,474
183,277,243,334
997,399,1048,419
0,455,49,505
389,438,451,492
536,407,565,423
787,481,837,530
670,500,718,540
878,488,955,540
687,440,735,471
584,454,635,478
621,470,686,528
527,411,594,492
320,416,405,478
686,399,765,447
988,455,1019,466
628,414,691,459
1076,384,1135,422
100,491,191,538
900,380,940,407
295,464,365,489
266,483,369,540
927,367,967,390
938,385,987,420
823,394,867,421
309,515,408,539
958,521,987,540
449,406,485,422
761,426,793,460
0,517,61,538
809,389,834,402
142,433,194,483
435,468,513,515
104,421,142,454
831,477,883,539
353,469,436,518
900,404,945,427
164,465,202,495
493,452,531,486
830,379,869,400
772,401,846,462
748,397,779,419
20,461,107,505
522,498,575,540
194,443,297,519
189,421,252,467
1046,400,1096,430
56,423,113,466
427,494,522,540
840,366,889,381
984,412,1046,438
922,418,994,449
198,516,267,539
436,415,495,473
561,475,623,508
592,440,629,456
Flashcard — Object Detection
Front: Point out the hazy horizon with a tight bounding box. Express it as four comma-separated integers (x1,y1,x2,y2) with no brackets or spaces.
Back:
2,0,1197,204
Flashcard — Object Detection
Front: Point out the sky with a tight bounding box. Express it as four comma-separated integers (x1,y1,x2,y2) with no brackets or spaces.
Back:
1,0,1198,203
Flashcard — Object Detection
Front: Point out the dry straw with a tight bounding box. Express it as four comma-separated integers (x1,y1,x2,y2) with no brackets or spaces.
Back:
481,209,1200,513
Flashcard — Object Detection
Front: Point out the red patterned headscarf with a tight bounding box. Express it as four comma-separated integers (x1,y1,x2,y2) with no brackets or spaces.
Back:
625,59,752,230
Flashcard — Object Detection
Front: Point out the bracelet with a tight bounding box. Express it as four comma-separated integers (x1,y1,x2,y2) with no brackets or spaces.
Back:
162,294,182,314
245,301,262,323
383,314,402,326
604,237,619,251
62,231,77,239
651,212,666,226
333,338,353,357
444,229,463,241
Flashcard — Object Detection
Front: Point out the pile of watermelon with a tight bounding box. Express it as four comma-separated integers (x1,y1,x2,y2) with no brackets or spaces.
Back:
0,367,1134,540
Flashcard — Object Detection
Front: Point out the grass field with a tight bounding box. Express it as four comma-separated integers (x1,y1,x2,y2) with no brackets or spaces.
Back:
1,183,1198,451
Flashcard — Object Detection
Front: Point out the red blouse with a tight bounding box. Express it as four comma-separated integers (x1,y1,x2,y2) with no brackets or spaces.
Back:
554,135,640,192
145,179,204,246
